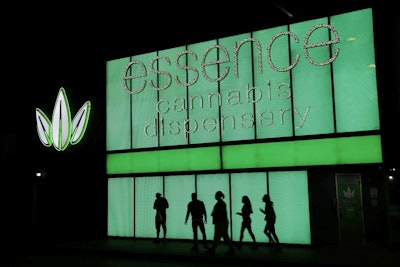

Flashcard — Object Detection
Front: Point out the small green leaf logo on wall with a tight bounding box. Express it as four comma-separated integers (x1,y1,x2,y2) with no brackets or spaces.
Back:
35,87,91,151
343,186,355,199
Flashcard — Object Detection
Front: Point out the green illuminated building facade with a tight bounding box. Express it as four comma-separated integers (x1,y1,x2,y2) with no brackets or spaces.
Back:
105,8,387,245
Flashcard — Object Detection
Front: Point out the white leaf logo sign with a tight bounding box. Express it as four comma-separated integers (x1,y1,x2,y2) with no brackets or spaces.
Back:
35,87,91,151
35,109,53,147
71,101,91,145
343,186,355,199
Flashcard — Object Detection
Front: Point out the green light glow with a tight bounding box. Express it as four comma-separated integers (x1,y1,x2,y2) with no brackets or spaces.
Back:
269,171,311,244
107,135,382,174
134,176,163,238
107,146,221,174
106,8,382,245
332,8,380,132
106,8,379,151
107,178,134,237
165,175,195,239
222,135,382,169
107,171,311,244
231,173,267,243
290,17,336,136
253,25,293,139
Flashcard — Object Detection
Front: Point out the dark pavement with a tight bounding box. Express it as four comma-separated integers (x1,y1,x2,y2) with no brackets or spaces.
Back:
6,238,399,267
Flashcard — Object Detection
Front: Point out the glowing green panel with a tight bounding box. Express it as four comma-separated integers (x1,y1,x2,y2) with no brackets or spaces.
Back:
188,40,221,145
219,33,255,142
107,178,134,237
107,146,221,174
222,135,382,169
332,9,380,132
290,18,335,136
106,8,380,151
130,52,159,149
253,26,293,139
158,46,189,147
197,173,230,241
135,176,163,238
165,175,195,239
231,173,267,243
269,171,311,244
106,58,132,151
105,8,381,245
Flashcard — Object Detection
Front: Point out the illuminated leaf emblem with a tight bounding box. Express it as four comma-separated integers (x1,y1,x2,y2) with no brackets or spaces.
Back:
35,87,91,151
343,186,355,199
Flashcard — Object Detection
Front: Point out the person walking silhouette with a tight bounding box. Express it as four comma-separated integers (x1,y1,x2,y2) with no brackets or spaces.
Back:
236,195,257,249
260,194,281,251
207,190,235,256
185,192,210,251
153,192,169,243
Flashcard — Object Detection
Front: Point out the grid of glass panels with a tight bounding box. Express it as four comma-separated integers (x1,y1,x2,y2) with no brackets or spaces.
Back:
106,8,378,248
107,171,311,245
106,8,379,151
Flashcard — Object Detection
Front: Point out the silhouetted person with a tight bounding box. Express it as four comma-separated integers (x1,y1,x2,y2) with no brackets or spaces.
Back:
153,192,169,243
207,191,235,256
185,192,210,251
236,195,257,249
260,194,281,251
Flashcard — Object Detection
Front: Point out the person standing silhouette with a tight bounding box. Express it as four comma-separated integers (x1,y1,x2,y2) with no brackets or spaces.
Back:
207,190,235,256
153,192,169,243
260,194,281,251
185,192,210,251
236,195,257,249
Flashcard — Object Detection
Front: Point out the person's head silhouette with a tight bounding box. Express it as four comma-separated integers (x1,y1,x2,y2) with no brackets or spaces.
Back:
262,194,271,202
215,191,224,200
191,192,198,200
